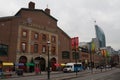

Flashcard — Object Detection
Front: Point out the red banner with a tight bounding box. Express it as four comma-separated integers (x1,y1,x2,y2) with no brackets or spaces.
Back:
71,37,79,50
71,38,75,48
75,37,79,48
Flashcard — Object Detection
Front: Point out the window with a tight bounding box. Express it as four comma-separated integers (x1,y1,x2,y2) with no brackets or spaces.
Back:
22,31,27,37
42,34,47,41
34,44,38,53
42,45,46,53
21,42,26,52
62,51,70,59
51,46,56,55
0,44,8,56
51,36,56,43
34,33,39,39
72,52,79,59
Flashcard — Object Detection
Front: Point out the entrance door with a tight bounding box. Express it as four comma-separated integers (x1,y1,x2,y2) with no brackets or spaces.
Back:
19,56,27,72
50,58,56,71
34,57,46,71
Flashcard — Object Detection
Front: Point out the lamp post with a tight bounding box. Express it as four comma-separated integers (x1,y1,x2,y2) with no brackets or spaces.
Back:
72,37,79,76
75,49,77,76
88,42,93,73
39,55,41,74
74,37,77,76
47,40,50,80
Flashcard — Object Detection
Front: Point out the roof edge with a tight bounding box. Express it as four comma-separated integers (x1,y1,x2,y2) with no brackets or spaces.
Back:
15,8,58,21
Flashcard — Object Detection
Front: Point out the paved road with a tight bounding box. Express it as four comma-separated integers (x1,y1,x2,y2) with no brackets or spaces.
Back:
1,68,120,80
66,68,120,80
96,70,120,80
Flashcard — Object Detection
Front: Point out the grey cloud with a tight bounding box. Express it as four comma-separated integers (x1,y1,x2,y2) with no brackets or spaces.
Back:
0,0,120,50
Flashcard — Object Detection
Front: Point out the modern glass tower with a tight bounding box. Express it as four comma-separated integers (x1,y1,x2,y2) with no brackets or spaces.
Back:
95,25,106,48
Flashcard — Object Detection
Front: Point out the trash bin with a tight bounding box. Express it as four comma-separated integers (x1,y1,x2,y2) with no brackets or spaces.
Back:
16,69,23,76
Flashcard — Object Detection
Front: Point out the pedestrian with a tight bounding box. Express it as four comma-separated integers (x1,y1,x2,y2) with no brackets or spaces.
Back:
87,66,89,70
50,67,52,72
35,67,39,75
39,68,41,74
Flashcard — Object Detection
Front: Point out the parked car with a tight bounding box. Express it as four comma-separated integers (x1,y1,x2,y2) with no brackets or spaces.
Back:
96,65,104,69
105,65,111,68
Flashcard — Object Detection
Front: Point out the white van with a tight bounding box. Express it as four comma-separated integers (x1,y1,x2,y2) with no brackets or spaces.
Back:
63,62,83,72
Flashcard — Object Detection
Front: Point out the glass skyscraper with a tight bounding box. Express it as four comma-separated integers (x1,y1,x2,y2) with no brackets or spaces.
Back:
95,25,106,48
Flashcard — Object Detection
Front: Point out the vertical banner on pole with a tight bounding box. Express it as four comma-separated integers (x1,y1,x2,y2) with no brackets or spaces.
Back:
91,41,95,53
71,37,79,76
71,37,79,50
75,37,79,51
101,49,106,57
71,38,75,50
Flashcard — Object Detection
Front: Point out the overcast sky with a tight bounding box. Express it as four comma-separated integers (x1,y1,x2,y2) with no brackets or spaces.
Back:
0,0,120,50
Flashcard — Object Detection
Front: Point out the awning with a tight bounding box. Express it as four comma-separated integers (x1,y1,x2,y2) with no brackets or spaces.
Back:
3,62,14,66
54,63,60,67
15,63,24,66
26,63,34,66
61,63,66,66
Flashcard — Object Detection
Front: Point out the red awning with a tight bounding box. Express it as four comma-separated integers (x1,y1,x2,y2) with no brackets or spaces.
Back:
54,63,60,67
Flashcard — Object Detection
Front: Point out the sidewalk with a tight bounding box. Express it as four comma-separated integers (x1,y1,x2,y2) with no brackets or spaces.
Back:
21,68,108,76
11,71,62,78
0,71,62,79
1,68,115,80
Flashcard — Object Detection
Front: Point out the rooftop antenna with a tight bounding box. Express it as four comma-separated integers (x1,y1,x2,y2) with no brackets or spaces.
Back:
94,20,96,23
90,16,97,26
47,4,48,8
94,20,97,25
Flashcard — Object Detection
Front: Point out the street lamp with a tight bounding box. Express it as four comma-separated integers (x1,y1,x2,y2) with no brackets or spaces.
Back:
73,37,77,76
88,42,93,73
39,55,41,74
75,50,77,76
72,37,78,76
47,40,50,80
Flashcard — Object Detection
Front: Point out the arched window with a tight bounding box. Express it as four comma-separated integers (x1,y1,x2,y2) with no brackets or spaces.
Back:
21,42,26,52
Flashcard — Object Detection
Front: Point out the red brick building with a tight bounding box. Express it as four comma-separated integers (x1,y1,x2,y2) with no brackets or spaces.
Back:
0,2,72,71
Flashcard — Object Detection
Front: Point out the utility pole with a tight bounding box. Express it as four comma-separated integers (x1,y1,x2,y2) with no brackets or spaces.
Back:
47,41,50,80
88,42,93,73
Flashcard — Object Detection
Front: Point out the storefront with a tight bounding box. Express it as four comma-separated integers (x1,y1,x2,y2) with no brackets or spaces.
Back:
2,62,14,72
26,62,35,72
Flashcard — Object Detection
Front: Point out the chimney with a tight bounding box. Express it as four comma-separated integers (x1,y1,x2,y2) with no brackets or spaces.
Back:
45,8,50,15
29,2,35,9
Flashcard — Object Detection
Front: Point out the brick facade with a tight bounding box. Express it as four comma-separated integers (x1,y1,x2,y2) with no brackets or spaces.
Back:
0,2,72,71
